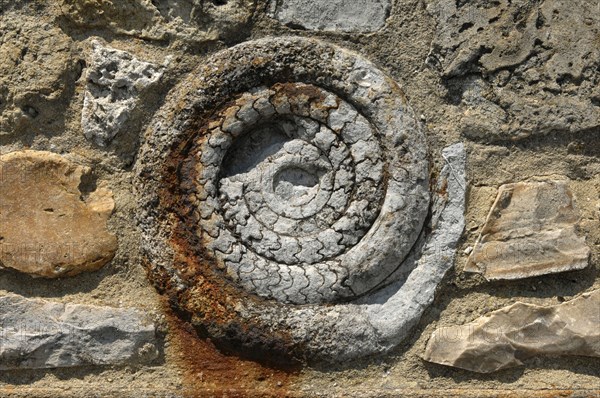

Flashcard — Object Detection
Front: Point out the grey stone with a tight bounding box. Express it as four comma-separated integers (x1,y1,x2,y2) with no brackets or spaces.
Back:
423,290,600,373
427,0,600,142
82,41,167,147
0,295,158,370
135,37,463,362
269,0,391,32
358,142,467,353
198,82,402,304
465,180,590,280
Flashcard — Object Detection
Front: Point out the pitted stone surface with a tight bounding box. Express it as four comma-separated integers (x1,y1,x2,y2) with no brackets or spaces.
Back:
135,37,463,361
82,41,166,147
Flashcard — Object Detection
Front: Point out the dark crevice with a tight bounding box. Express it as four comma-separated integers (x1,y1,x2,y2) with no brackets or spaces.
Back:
284,22,306,31
458,22,474,33
535,11,546,28
78,172,98,201
75,59,86,81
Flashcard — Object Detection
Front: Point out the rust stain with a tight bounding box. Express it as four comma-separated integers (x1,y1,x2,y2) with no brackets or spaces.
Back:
252,57,267,67
161,296,300,398
438,177,448,197
142,86,307,396
272,82,327,101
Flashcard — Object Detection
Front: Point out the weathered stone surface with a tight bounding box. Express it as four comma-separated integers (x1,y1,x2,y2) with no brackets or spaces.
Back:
355,142,467,355
465,180,590,280
82,41,166,147
206,83,393,305
136,37,465,361
268,0,390,32
0,13,79,137
0,294,158,369
427,0,600,142
428,0,599,78
0,150,117,278
423,290,600,373
59,0,255,45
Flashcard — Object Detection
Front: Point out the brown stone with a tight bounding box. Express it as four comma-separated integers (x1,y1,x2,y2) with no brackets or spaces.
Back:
0,150,117,277
423,290,600,373
465,180,589,280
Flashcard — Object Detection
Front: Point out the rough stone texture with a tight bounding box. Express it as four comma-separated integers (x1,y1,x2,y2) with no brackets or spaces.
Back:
427,0,600,142
0,150,117,277
0,294,158,369
268,0,391,32
59,0,255,45
423,289,600,373
0,12,80,138
465,180,590,280
353,142,466,356
82,41,167,147
135,37,466,361
193,82,403,305
0,0,599,395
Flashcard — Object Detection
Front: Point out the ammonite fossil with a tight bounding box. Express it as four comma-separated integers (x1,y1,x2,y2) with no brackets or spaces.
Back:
136,37,465,362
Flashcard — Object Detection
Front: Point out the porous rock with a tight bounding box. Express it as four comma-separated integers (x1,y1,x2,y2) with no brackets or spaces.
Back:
82,41,166,147
59,0,255,45
0,150,117,278
429,0,599,79
427,0,600,141
423,290,600,373
465,180,590,280
0,294,158,370
268,0,391,32
0,14,79,137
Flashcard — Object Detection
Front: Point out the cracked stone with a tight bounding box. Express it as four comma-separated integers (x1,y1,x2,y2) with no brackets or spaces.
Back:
465,180,590,280
208,84,387,302
0,150,117,278
423,290,600,373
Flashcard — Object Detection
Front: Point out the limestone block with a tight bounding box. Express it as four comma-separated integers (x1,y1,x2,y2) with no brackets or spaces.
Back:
0,295,157,370
0,150,117,278
82,41,165,147
59,0,255,44
0,16,79,137
269,0,390,32
423,290,600,373
427,0,600,141
465,180,590,280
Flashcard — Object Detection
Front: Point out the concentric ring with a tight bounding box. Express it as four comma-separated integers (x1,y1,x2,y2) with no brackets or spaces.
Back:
135,37,437,361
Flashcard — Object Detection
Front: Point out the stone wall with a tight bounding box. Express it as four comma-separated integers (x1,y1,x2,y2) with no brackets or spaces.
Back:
0,0,598,396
